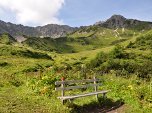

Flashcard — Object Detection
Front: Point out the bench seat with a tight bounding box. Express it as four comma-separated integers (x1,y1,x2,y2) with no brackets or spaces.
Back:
58,90,111,100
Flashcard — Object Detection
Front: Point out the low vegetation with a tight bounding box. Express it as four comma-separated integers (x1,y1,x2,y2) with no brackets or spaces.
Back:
0,27,152,113
127,30,152,50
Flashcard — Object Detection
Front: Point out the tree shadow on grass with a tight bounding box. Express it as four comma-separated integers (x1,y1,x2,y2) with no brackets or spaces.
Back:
69,97,124,113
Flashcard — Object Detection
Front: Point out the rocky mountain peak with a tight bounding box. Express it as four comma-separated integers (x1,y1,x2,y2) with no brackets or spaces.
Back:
102,15,127,28
108,15,126,21
95,14,152,29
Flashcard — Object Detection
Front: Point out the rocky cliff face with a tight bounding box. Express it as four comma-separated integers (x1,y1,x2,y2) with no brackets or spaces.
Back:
0,20,76,38
36,24,75,38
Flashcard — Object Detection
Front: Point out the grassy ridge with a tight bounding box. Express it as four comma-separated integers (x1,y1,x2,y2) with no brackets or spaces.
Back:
127,30,152,50
0,44,52,59
0,33,16,44
22,26,141,53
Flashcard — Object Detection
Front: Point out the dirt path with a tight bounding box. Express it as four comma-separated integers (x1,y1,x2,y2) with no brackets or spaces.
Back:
87,105,126,113
107,105,126,113
71,102,126,113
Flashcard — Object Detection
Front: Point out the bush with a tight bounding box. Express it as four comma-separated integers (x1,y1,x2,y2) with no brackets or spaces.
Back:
130,30,152,50
86,44,152,80
126,41,135,48
87,51,107,68
23,64,44,73
0,61,9,67
110,45,127,59
0,45,53,59
137,61,152,80
27,70,60,96
9,79,23,87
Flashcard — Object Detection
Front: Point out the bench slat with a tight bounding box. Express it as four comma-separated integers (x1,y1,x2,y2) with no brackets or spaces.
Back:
55,79,101,85
55,83,102,91
58,90,111,100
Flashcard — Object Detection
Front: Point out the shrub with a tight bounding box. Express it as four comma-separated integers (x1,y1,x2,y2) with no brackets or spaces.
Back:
137,61,152,80
0,61,9,67
131,30,152,50
9,79,23,87
126,41,135,48
23,64,44,73
0,45,53,59
87,51,107,68
27,70,60,96
110,45,127,59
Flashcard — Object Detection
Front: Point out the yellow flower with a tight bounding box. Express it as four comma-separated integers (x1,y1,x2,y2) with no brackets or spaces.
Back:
128,85,133,90
40,86,48,94
149,103,152,108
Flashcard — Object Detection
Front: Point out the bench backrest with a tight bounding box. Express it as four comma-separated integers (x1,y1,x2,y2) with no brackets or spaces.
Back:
55,77,102,97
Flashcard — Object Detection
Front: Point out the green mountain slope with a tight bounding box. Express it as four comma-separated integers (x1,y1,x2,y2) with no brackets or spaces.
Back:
0,44,52,59
0,33,17,44
22,25,141,53
127,30,152,50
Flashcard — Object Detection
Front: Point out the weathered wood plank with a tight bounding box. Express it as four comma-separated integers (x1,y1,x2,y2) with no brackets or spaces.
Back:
93,76,98,100
55,83,102,91
61,80,65,104
55,79,101,85
57,90,111,100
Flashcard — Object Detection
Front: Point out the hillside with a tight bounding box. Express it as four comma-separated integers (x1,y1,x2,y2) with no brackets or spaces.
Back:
21,27,139,53
0,15,152,113
127,30,152,50
0,33,17,44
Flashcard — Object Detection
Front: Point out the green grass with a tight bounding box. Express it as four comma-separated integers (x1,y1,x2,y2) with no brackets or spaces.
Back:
127,30,152,50
0,33,16,44
0,28,152,113
1,70,151,113
20,26,141,53
100,74,152,113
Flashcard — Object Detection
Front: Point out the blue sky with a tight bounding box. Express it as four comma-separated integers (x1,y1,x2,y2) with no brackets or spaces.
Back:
0,0,152,27
60,0,152,27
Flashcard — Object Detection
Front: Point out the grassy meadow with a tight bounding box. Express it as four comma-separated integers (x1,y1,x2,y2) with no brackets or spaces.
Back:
0,28,152,113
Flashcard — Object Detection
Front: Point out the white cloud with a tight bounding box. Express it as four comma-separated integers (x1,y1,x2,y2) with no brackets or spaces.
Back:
0,0,65,26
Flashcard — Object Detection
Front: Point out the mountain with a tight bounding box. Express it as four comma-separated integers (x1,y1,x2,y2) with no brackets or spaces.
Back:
0,14,145,53
96,15,152,30
0,20,76,39
0,14,152,41
1,14,152,53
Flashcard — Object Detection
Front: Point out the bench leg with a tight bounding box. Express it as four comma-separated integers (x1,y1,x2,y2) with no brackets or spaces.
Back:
62,99,72,105
103,93,106,99
62,99,65,105
95,94,98,101
69,99,73,103
103,93,107,104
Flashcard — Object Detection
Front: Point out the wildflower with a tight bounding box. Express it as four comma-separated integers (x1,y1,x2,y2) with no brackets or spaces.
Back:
128,85,133,90
40,86,48,94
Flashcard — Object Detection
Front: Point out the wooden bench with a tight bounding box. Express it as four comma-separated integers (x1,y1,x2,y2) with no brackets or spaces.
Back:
55,77,111,104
